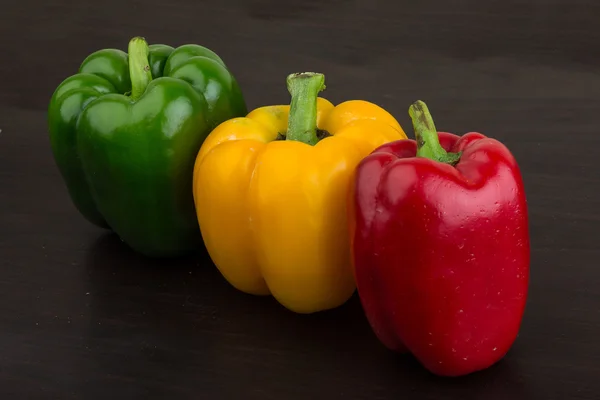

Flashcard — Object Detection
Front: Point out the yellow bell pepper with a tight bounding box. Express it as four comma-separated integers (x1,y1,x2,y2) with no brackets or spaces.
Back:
192,72,407,314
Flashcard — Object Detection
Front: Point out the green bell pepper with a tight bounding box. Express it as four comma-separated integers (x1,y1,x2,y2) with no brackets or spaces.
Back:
48,36,248,258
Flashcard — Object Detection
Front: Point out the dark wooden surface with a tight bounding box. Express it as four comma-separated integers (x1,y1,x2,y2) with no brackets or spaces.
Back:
1,0,599,398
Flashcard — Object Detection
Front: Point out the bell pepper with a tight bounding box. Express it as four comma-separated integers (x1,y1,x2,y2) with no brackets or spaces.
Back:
192,72,407,313
48,36,247,257
349,100,530,376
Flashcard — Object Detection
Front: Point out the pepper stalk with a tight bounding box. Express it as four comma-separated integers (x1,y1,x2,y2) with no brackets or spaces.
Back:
128,36,153,101
285,72,326,146
409,100,461,166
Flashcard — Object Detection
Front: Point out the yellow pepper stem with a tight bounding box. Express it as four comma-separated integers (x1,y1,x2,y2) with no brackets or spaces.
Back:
128,36,153,101
285,72,326,145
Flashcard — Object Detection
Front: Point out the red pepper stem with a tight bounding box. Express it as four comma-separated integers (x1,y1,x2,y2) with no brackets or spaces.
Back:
286,72,326,145
409,100,461,166
128,36,153,101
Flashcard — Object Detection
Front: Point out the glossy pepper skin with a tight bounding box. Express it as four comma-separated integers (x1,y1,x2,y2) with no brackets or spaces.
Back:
193,72,407,314
48,36,247,257
349,101,530,376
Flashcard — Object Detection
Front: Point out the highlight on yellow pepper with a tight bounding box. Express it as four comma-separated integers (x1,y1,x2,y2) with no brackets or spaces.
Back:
192,72,407,314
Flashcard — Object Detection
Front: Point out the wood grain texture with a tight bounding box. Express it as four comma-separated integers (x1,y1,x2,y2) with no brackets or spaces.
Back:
1,0,599,398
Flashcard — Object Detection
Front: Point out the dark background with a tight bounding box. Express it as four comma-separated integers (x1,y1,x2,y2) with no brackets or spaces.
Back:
1,0,599,399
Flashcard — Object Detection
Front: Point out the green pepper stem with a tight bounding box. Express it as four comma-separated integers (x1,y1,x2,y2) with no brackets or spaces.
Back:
128,37,152,101
285,72,326,145
408,100,461,166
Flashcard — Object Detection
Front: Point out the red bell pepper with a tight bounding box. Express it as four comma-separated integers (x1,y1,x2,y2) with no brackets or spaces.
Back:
349,100,530,377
